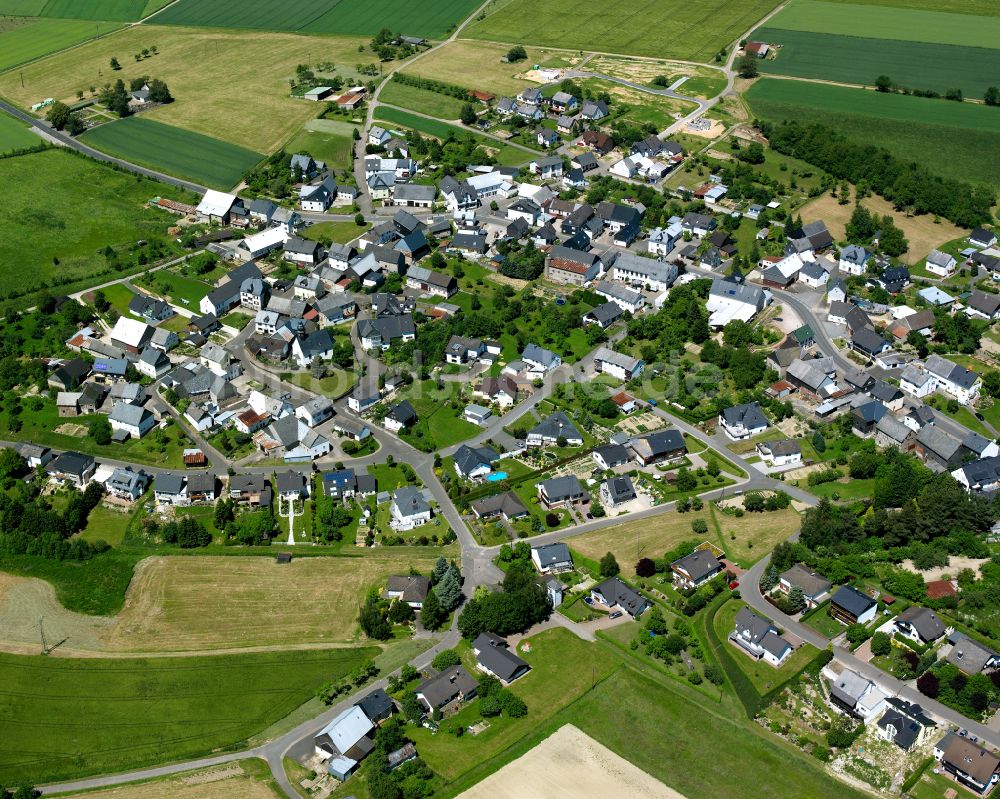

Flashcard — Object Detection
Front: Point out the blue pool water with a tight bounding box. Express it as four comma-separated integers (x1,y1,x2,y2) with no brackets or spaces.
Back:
486,472,508,482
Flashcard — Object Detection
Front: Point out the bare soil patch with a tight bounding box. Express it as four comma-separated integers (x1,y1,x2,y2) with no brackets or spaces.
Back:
56,762,280,799
54,422,87,436
901,557,987,581
457,724,685,799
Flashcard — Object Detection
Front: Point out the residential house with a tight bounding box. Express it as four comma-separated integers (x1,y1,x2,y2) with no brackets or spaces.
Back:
228,474,272,507
730,607,792,667
830,585,877,625
472,633,530,684
580,99,609,120
718,401,768,441
527,411,582,447
473,375,518,408
590,577,650,617
416,666,478,713
593,347,644,381
545,246,602,286
384,400,417,433
925,353,982,405
934,733,1000,794
593,443,630,470
154,472,188,506
105,466,149,502
777,564,831,609
966,290,1000,321
829,668,890,721
296,396,334,428
528,155,564,180
611,251,678,292
357,316,416,350
839,245,869,276
925,249,957,277
671,550,724,589
915,425,968,472
538,475,587,507
894,606,946,645
471,491,529,523
109,403,155,439
255,414,332,461
405,266,457,298
706,278,767,328
600,474,636,507
390,486,432,530
452,444,499,480
970,228,998,249
521,343,561,376
629,429,686,466
531,542,573,574
876,698,936,752
947,633,1000,675
756,439,802,467
953,455,1000,495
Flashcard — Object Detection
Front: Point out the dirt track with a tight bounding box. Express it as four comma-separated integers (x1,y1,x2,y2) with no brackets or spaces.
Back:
457,724,685,799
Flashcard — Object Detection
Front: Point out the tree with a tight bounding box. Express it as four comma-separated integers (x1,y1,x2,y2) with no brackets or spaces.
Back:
635,557,656,577
148,78,172,103
459,103,476,125
826,715,860,748
354,212,365,226
110,56,121,70
870,631,891,657
917,671,940,698
599,552,620,578
736,53,759,79
431,648,461,671
506,45,527,62
88,416,112,445
420,587,448,631
845,623,869,646
811,429,826,454
986,86,1000,107
787,585,806,613
359,593,392,640
875,75,892,92
213,498,234,530
432,555,448,583
45,101,72,131
435,567,463,611
388,598,414,624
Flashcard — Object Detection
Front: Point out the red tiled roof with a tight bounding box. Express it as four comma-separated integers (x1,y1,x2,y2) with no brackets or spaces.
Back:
611,391,633,406
926,579,958,599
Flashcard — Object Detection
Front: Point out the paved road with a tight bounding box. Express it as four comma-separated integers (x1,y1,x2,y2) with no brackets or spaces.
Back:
0,100,209,195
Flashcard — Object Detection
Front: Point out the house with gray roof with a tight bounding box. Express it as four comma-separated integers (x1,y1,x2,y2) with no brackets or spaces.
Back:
527,411,582,447
830,585,877,625
778,564,831,609
894,606,946,645
719,401,768,441
452,444,499,481
876,698,936,751
946,632,1000,675
915,425,968,472
416,665,478,712
591,577,650,617
671,549,724,589
730,607,792,667
473,633,530,684
538,475,587,507
390,486,432,530
471,491,529,523
531,542,573,573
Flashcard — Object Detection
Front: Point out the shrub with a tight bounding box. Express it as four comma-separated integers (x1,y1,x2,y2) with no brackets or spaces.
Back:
870,631,891,657
431,649,461,671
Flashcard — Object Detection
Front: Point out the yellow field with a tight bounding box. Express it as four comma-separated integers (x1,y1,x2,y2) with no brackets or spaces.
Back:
0,26,367,152
56,760,280,799
400,40,582,95
800,191,965,266
0,551,453,654
570,506,800,570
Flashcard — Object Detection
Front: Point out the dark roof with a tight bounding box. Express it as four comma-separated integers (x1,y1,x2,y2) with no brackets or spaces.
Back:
356,688,394,722
472,633,529,682
533,542,572,568
831,585,876,617
593,577,650,616
470,490,529,519
46,450,94,477
387,400,417,426
417,665,477,709
896,605,945,641
780,564,831,597
671,550,723,583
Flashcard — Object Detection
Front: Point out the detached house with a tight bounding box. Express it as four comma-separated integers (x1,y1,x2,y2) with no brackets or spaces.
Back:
718,401,768,441
894,606,946,645
545,245,601,286
777,564,831,609
925,249,957,277
527,411,582,447
671,550,724,589
538,475,587,507
829,585,877,625
473,633,530,684
593,347,643,381
591,577,650,617
730,607,792,667
531,542,574,574
933,733,1000,795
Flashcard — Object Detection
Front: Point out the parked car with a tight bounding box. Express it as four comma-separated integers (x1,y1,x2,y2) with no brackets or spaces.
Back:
609,611,623,619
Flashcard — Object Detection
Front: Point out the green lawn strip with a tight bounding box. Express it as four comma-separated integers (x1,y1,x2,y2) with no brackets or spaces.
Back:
285,368,354,398
134,268,213,308
807,477,876,501
756,28,1000,97
76,500,142,546
0,110,40,153
367,462,421,491
285,127,358,174
379,80,468,120
302,219,370,246
37,0,151,21
85,282,135,317
0,647,376,785
82,116,264,190
762,0,1000,48
802,604,845,639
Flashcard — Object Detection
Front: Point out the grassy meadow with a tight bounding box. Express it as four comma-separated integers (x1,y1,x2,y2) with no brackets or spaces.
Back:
0,148,190,301
380,79,469,120
0,17,121,71
746,79,1000,190
83,117,263,189
0,110,39,152
0,647,375,785
463,0,783,61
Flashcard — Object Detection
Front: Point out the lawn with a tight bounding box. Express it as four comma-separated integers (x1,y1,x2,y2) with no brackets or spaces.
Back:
0,110,40,154
0,17,122,71
803,605,846,638
823,0,997,12
576,77,697,129
380,79,469,120
711,506,802,568
570,508,719,569
152,0,482,38
0,149,190,302
373,106,530,167
33,0,168,20
0,26,367,153
285,367,354,397
0,647,375,785
463,0,782,61
761,0,1000,48
83,117,263,190
745,78,1000,190
909,767,983,799
713,599,819,693
77,501,140,547
807,477,876,501
410,628,619,781
302,219,370,246
134,267,214,308
367,462,423,491
8,399,193,468
756,28,1000,97
284,126,358,175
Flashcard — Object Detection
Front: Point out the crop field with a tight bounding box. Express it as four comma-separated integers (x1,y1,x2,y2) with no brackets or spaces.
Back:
0,149,190,300
374,106,530,167
756,29,1000,97
83,117,263,189
463,0,782,61
0,110,38,152
0,17,121,71
380,79,468,120
151,0,481,38
0,0,171,19
0,647,374,785
823,0,998,13
761,0,1000,47
0,27,364,153
400,40,584,96
746,79,1000,190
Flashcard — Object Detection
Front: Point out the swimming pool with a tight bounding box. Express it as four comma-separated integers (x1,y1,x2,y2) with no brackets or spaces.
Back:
486,472,508,482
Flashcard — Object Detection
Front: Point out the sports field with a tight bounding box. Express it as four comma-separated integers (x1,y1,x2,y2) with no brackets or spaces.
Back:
463,0,782,61
756,29,1000,97
151,0,482,38
0,110,39,152
746,79,1000,190
0,17,121,71
761,0,1000,47
0,27,363,153
83,117,262,189
0,148,190,300
0,0,171,19
0,647,374,785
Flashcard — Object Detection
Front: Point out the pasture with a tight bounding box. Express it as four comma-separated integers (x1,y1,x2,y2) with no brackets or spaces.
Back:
463,0,782,61
0,17,120,71
151,0,482,38
0,148,189,300
380,79,469,120
0,647,374,785
746,79,1000,190
0,110,39,152
761,0,1000,48
286,118,360,173
0,27,365,153
83,117,263,189
756,29,1000,97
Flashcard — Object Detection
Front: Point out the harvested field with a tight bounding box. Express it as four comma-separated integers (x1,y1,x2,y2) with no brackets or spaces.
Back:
457,724,684,799
56,761,281,799
800,191,965,265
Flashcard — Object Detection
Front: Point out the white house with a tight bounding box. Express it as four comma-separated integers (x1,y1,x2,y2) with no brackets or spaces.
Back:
706,279,767,329
924,354,982,405
108,403,155,439
756,438,802,467
390,486,432,530
730,607,792,667
593,347,644,381
719,401,768,441
925,249,957,277
838,244,869,276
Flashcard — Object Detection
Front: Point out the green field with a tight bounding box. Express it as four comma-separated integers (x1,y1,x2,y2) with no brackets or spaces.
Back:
757,28,1000,97
464,0,782,61
0,111,39,153
285,127,357,174
380,79,468,120
0,17,121,71
746,79,1000,190
82,117,263,189
0,647,375,784
151,0,482,38
373,106,529,167
823,0,998,13
0,148,191,300
761,0,1000,47
0,0,171,18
